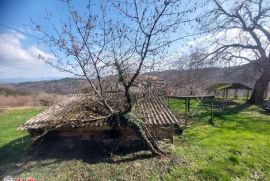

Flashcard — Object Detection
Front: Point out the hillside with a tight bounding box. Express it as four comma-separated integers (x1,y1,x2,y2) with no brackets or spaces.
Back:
1,78,87,95
0,87,28,96
150,65,261,95
0,64,266,95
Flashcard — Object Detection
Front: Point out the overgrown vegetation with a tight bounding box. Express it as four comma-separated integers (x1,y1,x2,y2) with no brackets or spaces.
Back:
0,93,63,107
1,101,270,180
0,87,28,96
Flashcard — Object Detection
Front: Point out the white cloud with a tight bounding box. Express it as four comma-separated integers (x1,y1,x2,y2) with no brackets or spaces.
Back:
0,31,69,78
172,28,270,67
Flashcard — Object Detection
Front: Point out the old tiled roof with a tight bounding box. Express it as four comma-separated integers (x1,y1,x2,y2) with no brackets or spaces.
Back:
20,92,179,130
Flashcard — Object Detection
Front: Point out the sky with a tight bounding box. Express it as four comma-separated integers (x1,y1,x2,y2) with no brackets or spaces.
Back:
0,0,212,83
0,0,86,80
0,0,212,81
1,0,266,81
0,0,204,81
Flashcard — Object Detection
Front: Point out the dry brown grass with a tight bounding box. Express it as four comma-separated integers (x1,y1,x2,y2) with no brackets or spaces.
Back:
0,93,63,107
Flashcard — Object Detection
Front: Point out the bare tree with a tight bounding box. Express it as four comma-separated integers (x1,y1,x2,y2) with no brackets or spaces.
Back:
200,0,270,104
34,0,195,155
176,49,207,95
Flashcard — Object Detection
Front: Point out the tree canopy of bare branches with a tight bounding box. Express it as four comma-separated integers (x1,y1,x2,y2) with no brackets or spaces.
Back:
33,0,196,155
200,0,270,104
176,49,208,95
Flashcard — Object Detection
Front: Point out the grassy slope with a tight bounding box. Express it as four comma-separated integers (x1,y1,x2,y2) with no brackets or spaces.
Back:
165,99,270,180
0,107,43,176
0,101,269,180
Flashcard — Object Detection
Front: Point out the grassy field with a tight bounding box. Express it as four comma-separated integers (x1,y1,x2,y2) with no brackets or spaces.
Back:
166,99,270,180
0,100,269,180
0,107,44,161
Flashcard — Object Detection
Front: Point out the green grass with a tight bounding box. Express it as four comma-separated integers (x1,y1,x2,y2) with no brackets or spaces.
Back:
0,107,44,175
165,101,270,180
0,107,44,156
0,102,270,181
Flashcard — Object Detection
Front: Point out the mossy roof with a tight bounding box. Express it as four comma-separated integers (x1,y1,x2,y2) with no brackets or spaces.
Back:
20,91,179,130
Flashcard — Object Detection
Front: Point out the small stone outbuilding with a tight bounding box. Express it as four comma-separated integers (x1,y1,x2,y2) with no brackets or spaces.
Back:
20,91,180,149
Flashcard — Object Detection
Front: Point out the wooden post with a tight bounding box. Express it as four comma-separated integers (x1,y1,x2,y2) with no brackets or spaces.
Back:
185,98,187,114
170,135,174,144
247,89,250,100
170,124,174,144
187,98,190,113
185,98,187,126
209,101,214,125
235,88,238,99
223,89,225,99
264,83,269,99
226,89,228,99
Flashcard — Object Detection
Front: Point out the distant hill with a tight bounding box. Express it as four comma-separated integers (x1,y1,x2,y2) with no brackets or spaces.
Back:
150,65,261,95
152,66,257,85
0,87,28,96
2,78,87,94
0,64,267,95
0,77,65,84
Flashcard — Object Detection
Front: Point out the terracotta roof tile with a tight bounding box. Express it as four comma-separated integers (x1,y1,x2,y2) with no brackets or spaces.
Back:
20,92,179,130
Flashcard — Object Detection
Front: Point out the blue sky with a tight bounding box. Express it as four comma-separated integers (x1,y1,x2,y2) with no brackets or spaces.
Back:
0,0,105,79
1,0,256,81
0,0,200,80
0,0,73,79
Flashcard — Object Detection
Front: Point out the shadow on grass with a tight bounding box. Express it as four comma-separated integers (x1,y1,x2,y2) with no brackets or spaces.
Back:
0,134,155,178
202,99,242,107
184,99,270,136
0,136,32,178
180,99,247,121
218,103,252,116
212,103,270,136
259,110,270,116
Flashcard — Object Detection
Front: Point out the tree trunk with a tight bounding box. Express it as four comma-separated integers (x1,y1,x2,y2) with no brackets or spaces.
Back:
122,112,166,156
248,70,270,105
109,87,166,156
